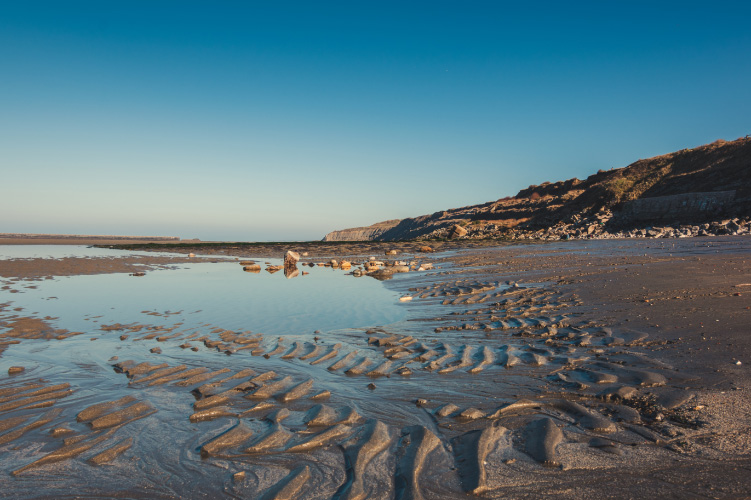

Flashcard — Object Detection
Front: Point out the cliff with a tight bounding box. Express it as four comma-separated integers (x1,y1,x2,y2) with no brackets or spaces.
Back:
322,136,751,241
322,220,401,241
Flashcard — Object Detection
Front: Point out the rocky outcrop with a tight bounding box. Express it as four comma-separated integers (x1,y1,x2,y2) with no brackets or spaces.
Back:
322,220,402,241
322,136,751,241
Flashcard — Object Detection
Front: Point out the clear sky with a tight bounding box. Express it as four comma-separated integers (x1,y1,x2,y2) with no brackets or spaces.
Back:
2,1,750,241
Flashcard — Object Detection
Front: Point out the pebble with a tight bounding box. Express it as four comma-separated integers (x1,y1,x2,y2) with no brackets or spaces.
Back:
8,366,25,375
150,347,161,354
367,383,377,390
233,471,245,482
399,296,413,302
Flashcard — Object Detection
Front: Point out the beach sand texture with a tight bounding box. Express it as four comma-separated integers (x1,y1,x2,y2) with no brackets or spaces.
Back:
0,237,750,499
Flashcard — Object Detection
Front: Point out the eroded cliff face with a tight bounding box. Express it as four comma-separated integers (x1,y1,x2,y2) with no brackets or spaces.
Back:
322,136,751,241
322,220,401,241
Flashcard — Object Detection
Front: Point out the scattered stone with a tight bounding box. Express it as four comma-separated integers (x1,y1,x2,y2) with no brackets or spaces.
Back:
8,366,24,375
435,403,460,418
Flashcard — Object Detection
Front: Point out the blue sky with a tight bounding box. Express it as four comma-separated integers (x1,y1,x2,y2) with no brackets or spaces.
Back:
2,1,750,241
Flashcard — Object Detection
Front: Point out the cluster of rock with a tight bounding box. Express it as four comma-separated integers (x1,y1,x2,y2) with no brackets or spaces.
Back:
333,251,434,280
239,248,435,280
425,216,751,242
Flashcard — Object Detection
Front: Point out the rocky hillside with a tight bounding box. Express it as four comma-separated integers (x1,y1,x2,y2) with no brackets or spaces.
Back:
322,136,751,241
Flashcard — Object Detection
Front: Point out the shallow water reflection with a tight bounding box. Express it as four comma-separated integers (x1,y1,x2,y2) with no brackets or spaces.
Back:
1,252,407,337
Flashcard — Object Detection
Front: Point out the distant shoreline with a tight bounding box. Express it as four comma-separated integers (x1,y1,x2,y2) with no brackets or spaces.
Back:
0,233,199,246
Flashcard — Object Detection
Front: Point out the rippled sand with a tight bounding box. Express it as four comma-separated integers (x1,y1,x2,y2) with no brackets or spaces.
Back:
1,237,750,499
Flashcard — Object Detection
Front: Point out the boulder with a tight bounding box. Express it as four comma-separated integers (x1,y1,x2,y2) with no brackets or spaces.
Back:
449,224,468,239
284,251,300,271
419,246,434,253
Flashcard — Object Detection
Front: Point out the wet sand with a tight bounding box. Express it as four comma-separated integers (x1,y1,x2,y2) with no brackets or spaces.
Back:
1,237,750,499
0,254,215,280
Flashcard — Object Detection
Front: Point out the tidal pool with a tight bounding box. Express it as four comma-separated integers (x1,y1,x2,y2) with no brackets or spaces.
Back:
0,246,408,337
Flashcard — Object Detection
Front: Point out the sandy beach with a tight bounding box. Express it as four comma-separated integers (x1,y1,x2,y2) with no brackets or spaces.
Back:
1,237,749,499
